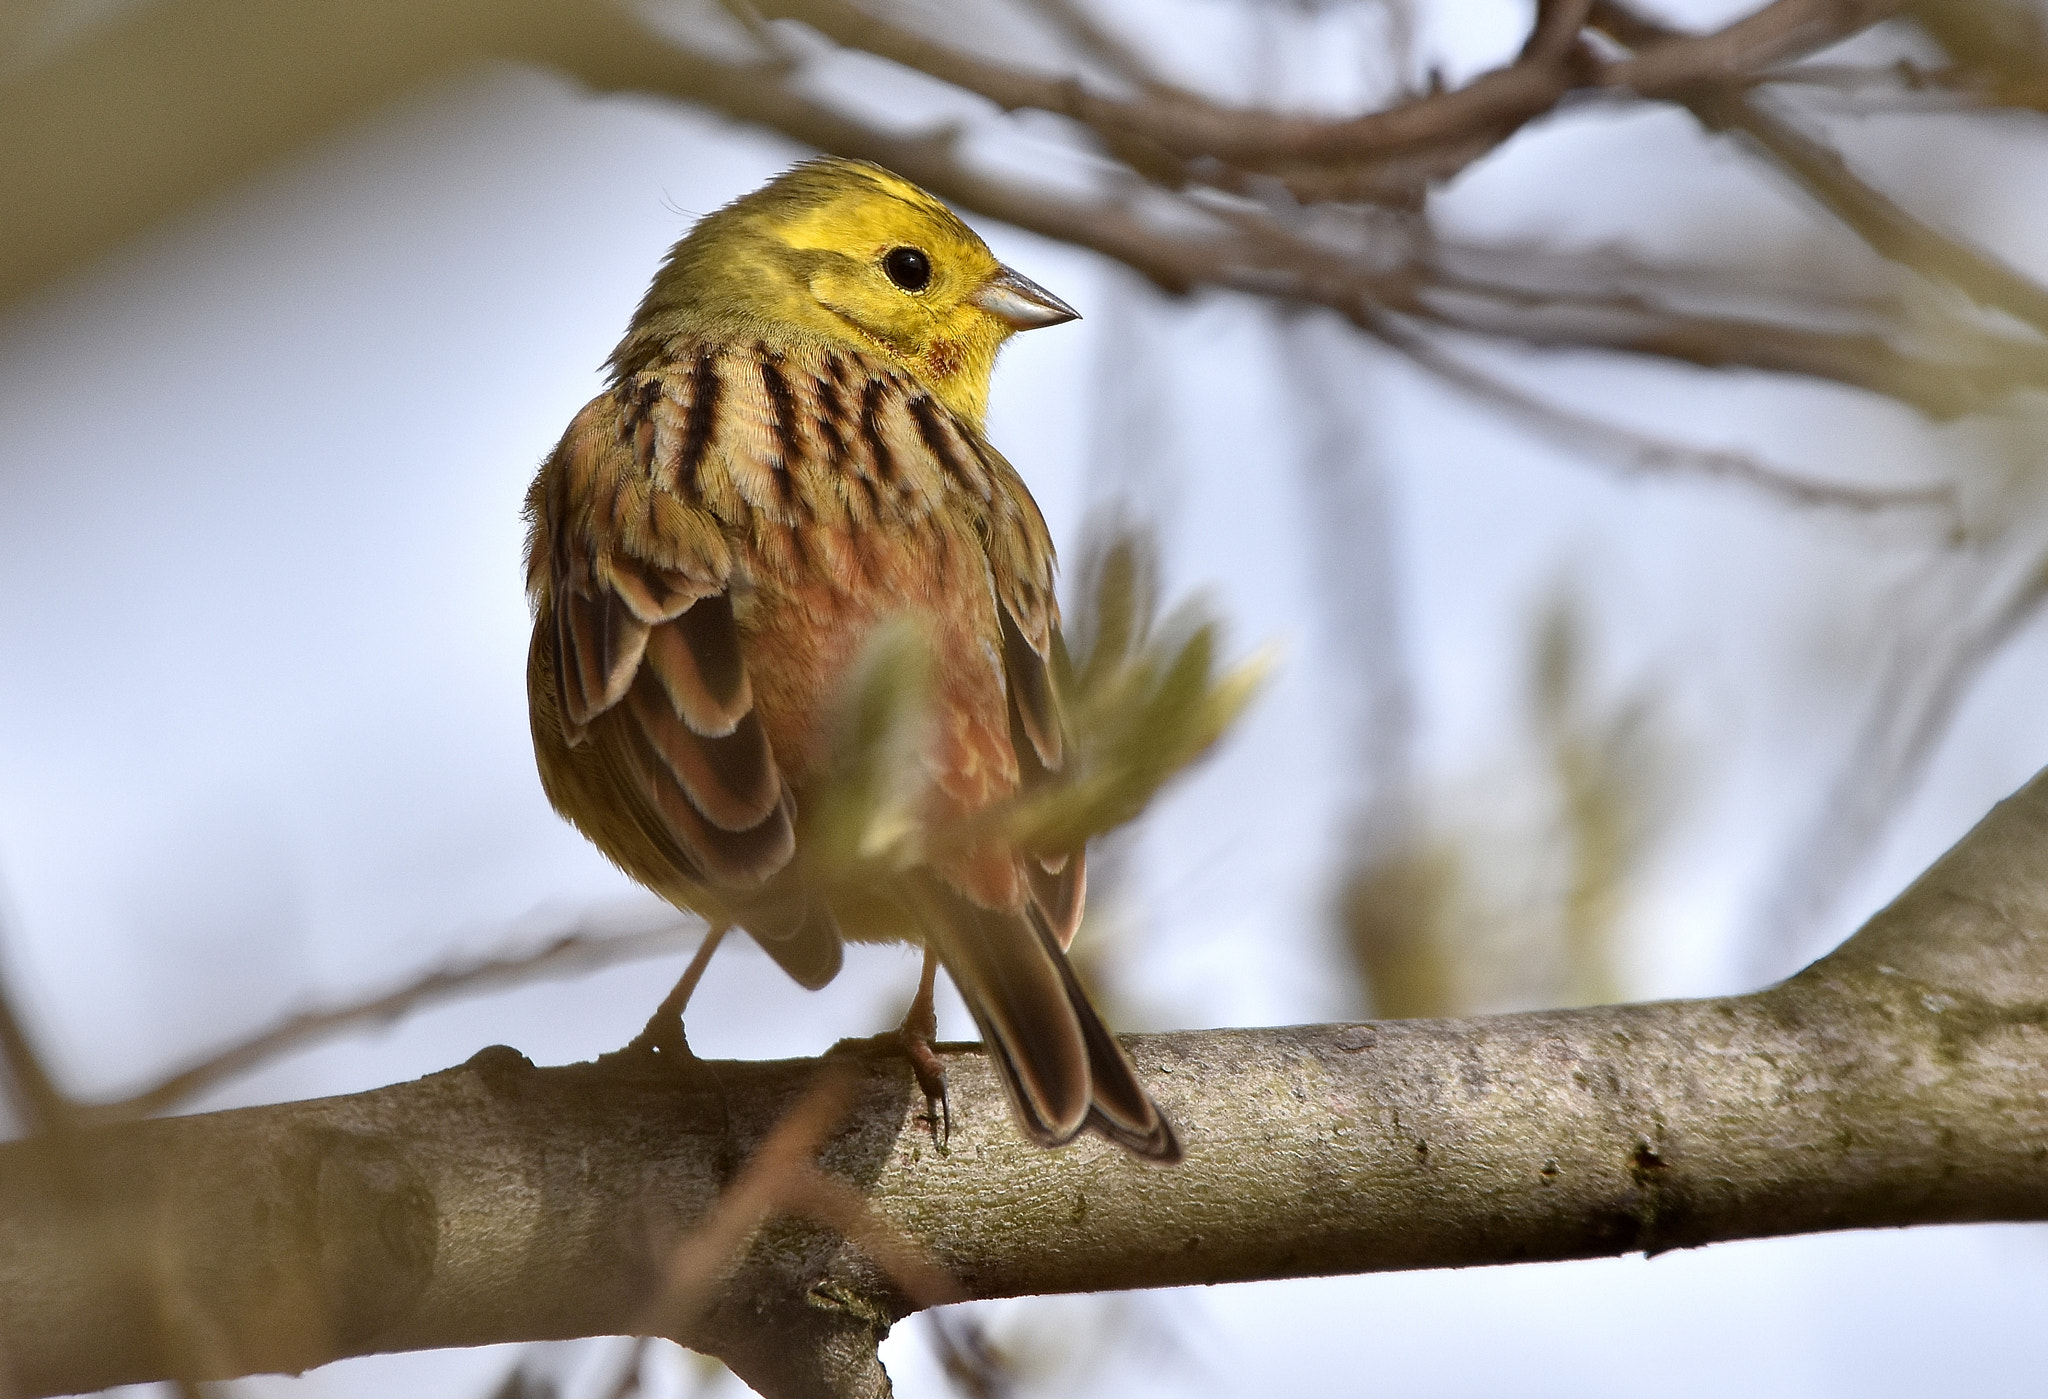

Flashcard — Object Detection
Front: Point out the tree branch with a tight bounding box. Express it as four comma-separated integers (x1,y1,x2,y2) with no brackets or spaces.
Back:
1594,0,2048,340
1357,309,1956,513
1596,0,1905,93
9,0,2043,426
8,763,2048,1397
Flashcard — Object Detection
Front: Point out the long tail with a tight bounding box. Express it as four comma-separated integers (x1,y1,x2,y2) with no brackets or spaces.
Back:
917,877,1181,1162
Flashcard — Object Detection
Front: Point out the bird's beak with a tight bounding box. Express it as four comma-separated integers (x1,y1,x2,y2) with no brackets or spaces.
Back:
970,265,1081,330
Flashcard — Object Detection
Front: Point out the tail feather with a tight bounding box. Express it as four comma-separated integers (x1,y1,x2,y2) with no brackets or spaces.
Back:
919,877,1179,1162
1031,905,1182,1162
924,881,1090,1144
744,895,845,990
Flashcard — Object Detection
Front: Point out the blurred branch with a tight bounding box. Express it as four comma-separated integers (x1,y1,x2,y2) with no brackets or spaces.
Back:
1907,0,2048,113
598,1338,653,1399
1591,1,2048,341
1017,0,1179,94
11,764,2048,1395
1746,540,2048,978
1532,591,1679,1009
925,1309,1013,1399
0,971,68,1136
1359,308,1954,513
78,912,703,1125
0,869,74,1136
8,0,2044,443
1593,0,1904,92
1708,91,2048,338
1284,313,1414,833
756,0,1894,182
486,1362,560,1399
751,0,1585,185
1274,312,1424,1018
0,0,521,306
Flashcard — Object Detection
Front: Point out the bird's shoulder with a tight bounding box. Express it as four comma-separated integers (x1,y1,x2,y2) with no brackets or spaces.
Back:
531,335,1059,647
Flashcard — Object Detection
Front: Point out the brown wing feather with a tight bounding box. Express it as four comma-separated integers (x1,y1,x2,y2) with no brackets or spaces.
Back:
644,593,752,737
556,587,649,737
528,366,797,901
624,679,781,831
999,598,1086,950
615,706,796,885
1000,602,1062,771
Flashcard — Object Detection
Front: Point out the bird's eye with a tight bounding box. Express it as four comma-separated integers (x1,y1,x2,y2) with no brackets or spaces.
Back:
882,246,932,292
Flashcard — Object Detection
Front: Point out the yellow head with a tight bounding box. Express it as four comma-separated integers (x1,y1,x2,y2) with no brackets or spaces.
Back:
612,158,1077,428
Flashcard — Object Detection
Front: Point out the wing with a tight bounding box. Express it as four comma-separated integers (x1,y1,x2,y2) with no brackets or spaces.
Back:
972,422,1085,950
1003,602,1086,949
526,363,842,986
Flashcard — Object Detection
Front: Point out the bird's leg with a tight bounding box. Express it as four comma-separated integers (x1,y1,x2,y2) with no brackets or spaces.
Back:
625,923,729,1063
898,945,950,1146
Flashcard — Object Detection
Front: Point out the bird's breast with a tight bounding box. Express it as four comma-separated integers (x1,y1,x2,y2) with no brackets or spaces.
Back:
736,510,1020,835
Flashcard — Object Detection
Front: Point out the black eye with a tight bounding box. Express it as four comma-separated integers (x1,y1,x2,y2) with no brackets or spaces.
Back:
882,246,931,292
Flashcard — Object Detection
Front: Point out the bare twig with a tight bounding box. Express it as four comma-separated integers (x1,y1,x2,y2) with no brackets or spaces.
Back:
79,912,701,1124
1746,541,2048,977
0,867,70,1137
1359,308,1957,514
925,1309,1012,1399
1596,0,1905,93
1592,0,2048,341
639,1061,963,1341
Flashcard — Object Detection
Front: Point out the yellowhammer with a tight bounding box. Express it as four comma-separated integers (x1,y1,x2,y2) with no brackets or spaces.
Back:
524,157,1180,1161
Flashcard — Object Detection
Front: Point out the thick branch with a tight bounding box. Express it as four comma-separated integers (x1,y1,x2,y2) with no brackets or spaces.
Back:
7,767,2048,1398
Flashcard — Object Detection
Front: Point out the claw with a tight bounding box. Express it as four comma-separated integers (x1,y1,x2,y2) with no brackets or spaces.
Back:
623,1005,695,1062
898,1023,951,1148
900,945,950,1148
619,924,727,1067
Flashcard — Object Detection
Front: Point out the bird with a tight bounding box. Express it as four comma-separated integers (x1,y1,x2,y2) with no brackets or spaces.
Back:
523,157,1180,1162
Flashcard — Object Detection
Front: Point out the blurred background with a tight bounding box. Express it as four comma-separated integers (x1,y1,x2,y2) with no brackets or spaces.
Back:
5,0,2048,1394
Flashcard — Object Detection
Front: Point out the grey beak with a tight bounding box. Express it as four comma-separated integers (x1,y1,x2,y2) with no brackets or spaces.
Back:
970,265,1081,329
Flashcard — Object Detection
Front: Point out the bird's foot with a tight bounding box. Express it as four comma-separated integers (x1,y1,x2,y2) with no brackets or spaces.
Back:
615,924,727,1073
896,1020,951,1151
898,949,950,1148
620,1002,697,1068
